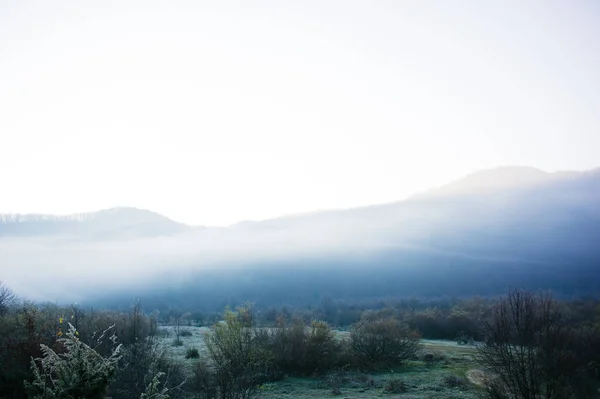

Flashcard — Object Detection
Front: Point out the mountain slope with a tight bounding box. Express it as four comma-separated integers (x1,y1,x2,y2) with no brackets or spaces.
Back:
2,166,599,304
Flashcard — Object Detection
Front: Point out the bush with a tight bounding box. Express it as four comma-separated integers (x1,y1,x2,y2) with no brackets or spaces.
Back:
189,360,217,399
350,316,421,367
384,378,407,393
185,347,200,359
172,338,184,347
306,320,341,371
180,329,193,337
24,323,121,399
477,289,600,399
204,306,274,399
419,350,445,364
326,368,349,395
140,372,170,399
107,339,186,399
0,303,58,398
456,331,474,345
269,317,308,373
268,316,342,374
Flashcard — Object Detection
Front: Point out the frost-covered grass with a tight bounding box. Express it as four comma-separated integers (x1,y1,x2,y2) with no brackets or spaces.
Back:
252,365,482,399
156,326,211,374
158,325,484,398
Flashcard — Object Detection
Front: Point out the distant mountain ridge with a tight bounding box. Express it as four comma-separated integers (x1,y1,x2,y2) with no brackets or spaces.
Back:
0,207,190,239
411,166,584,199
1,166,598,239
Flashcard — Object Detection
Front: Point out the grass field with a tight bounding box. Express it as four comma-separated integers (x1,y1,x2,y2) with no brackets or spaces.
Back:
157,326,485,398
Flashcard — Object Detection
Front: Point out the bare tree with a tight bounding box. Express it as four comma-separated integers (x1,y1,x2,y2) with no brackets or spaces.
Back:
476,289,573,399
0,282,16,316
172,310,182,345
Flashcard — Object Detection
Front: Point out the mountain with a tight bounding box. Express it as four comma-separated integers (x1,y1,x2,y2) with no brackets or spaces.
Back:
0,207,190,239
2,166,599,305
412,166,568,198
231,166,600,261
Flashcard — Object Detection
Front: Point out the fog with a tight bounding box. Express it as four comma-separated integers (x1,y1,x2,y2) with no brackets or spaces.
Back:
0,218,399,301
2,167,599,307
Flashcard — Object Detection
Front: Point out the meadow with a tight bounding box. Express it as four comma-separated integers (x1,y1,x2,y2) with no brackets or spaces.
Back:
156,325,485,399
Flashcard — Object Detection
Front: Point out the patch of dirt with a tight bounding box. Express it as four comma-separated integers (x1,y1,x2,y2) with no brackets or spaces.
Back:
466,368,493,387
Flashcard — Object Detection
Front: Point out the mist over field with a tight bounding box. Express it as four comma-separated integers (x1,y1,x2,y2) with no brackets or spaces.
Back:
2,166,599,308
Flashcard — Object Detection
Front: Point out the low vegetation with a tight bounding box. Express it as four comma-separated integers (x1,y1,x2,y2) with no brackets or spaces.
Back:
25,323,121,399
351,314,421,367
1,281,599,399
185,347,200,359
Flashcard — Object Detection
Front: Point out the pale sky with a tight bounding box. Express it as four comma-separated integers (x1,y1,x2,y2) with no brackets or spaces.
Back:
1,0,599,226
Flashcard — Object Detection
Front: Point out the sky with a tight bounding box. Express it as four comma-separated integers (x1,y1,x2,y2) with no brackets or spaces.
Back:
1,0,599,226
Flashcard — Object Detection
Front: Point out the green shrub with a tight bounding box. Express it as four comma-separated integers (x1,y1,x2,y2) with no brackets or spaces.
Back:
172,338,184,347
180,329,193,337
140,372,170,399
306,320,341,371
350,316,421,367
185,347,200,359
204,306,273,399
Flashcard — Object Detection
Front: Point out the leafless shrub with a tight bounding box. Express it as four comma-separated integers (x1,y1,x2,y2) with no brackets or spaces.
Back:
0,282,16,316
350,316,421,367
269,316,342,374
476,289,590,399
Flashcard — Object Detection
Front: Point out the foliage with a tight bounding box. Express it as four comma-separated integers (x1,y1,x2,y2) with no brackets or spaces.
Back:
268,315,343,374
189,360,218,399
186,347,200,359
350,316,421,367
24,323,121,399
204,306,273,399
140,372,170,399
107,338,186,399
0,303,58,398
